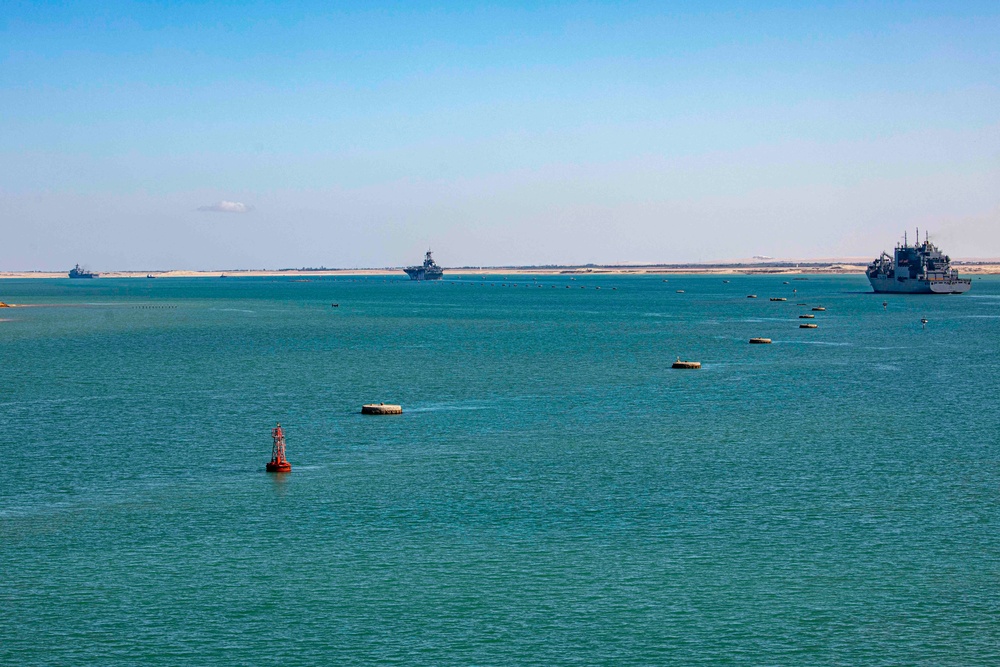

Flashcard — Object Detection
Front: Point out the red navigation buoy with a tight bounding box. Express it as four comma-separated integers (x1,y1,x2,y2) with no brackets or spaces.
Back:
265,422,292,472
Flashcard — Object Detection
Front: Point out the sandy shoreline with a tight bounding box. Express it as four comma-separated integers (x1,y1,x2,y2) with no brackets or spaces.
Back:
3,262,999,279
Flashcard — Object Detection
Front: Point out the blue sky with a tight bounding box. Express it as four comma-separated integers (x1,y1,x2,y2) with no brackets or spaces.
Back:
2,1,998,269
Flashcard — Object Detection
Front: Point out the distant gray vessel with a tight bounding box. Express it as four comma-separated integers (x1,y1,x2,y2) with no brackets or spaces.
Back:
866,230,970,294
403,250,444,281
68,264,97,279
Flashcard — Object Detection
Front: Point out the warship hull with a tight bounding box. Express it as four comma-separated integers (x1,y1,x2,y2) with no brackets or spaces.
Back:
868,276,971,294
403,268,443,281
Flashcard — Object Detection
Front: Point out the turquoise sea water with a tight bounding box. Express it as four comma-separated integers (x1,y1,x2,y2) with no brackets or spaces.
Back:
2,274,999,665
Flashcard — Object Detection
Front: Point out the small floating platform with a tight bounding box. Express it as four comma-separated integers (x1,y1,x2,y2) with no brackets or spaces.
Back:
812,307,826,311
799,314,815,319
362,403,403,415
265,423,292,473
770,297,787,302
800,323,818,329
672,358,701,369
749,337,772,344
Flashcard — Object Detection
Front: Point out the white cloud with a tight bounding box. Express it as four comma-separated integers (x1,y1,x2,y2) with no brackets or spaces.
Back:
198,201,254,213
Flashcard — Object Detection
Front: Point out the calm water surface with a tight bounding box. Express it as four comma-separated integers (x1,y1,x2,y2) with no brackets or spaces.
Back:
2,274,998,665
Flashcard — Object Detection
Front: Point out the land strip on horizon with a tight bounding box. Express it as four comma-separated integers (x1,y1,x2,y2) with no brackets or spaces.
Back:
4,260,1000,279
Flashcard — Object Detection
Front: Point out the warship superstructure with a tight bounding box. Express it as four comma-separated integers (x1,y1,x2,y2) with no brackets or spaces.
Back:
403,250,444,281
68,264,97,279
866,231,970,294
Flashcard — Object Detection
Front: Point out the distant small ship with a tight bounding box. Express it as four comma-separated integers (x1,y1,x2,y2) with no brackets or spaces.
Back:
866,230,970,294
403,250,444,281
68,264,97,279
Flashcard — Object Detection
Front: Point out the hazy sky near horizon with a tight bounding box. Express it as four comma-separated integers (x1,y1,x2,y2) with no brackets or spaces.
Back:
2,1,998,270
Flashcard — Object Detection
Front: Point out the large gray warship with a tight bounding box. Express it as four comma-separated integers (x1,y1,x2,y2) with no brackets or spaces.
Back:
866,230,970,294
403,250,444,281
68,264,97,279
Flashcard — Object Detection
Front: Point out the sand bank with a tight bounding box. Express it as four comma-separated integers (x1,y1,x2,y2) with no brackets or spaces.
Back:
3,262,999,279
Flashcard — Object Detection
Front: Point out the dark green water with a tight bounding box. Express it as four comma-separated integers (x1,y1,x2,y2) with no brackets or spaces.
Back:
2,274,998,665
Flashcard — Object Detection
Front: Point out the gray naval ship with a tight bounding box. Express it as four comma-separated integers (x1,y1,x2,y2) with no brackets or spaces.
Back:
403,250,444,281
866,230,971,294
68,264,97,279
